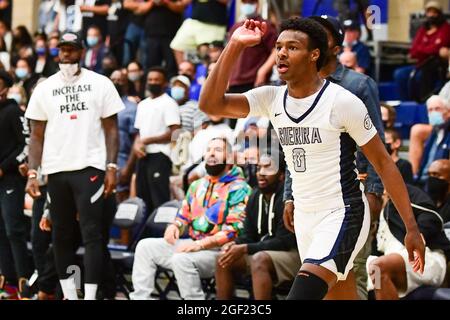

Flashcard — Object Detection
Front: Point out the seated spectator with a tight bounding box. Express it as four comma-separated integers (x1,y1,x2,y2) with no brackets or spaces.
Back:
238,144,259,188
228,0,277,93
170,74,202,134
82,25,108,74
216,151,299,299
381,103,396,130
110,69,138,203
170,0,229,66
426,159,450,223
342,19,371,74
130,137,252,300
393,1,450,100
385,128,414,185
178,60,202,101
7,84,28,112
126,60,145,99
339,49,358,71
13,57,39,99
409,95,449,183
34,37,59,77
367,184,450,299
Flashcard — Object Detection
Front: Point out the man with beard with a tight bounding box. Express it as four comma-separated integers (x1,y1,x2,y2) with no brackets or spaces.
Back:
215,150,300,300
426,159,450,223
130,137,252,300
133,66,180,214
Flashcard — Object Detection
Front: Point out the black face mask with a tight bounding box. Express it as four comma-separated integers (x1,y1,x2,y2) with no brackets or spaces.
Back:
148,84,163,96
386,143,393,155
114,84,124,97
205,163,227,177
425,15,445,28
426,176,449,203
243,164,258,188
103,67,115,78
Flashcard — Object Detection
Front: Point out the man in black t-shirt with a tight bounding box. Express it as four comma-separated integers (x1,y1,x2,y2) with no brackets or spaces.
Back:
171,0,229,66
385,128,414,185
79,0,111,39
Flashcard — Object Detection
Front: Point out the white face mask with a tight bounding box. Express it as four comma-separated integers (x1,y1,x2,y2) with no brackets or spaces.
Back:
59,63,80,82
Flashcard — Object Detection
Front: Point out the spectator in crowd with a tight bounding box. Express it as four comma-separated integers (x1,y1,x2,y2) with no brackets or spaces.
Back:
238,144,259,188
385,128,414,185
106,0,130,65
0,70,32,299
34,37,59,77
122,0,147,67
216,151,300,300
339,49,358,71
426,159,450,223
227,0,277,94
7,84,28,112
13,57,39,100
367,184,450,300
110,69,137,203
393,1,450,100
11,25,33,61
208,40,224,63
133,66,181,215
178,59,202,101
79,0,110,39
171,0,230,66
130,137,252,300
342,19,370,74
82,25,109,74
381,103,396,130
127,60,145,99
170,75,201,133
0,19,12,53
48,34,60,63
141,0,185,76
0,0,12,30
409,95,449,183
101,54,119,77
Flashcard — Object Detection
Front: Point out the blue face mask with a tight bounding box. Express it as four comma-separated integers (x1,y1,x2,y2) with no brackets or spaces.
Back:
15,68,28,79
8,93,22,105
49,47,59,57
428,111,444,127
171,86,186,101
241,3,257,17
36,47,46,56
86,36,99,47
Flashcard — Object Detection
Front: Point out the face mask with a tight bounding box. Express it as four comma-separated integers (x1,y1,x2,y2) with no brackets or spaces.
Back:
102,67,114,78
171,86,185,101
426,176,449,203
36,47,46,56
241,3,257,17
8,93,22,105
205,163,227,177
114,83,124,97
59,63,79,82
148,84,163,96
128,72,141,82
15,68,28,79
49,47,59,57
428,111,444,127
385,143,393,155
86,36,99,47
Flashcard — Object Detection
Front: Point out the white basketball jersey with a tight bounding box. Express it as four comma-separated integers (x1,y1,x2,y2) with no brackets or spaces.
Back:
244,80,377,212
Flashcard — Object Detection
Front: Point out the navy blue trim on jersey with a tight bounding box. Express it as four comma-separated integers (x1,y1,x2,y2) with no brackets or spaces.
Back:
283,79,330,124
302,133,365,274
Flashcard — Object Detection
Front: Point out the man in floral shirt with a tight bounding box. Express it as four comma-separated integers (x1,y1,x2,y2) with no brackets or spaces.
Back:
130,137,252,300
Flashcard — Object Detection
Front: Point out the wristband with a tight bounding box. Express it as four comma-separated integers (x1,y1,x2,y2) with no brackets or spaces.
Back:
106,163,118,171
284,199,294,204
27,169,38,179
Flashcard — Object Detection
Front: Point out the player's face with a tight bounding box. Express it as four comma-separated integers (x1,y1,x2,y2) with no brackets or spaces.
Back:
275,30,318,82
256,156,280,190
59,44,82,64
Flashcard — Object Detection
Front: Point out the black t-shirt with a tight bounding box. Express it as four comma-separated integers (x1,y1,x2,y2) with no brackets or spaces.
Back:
81,0,111,38
192,0,227,26
107,0,129,40
439,197,450,224
144,2,183,37
396,158,414,185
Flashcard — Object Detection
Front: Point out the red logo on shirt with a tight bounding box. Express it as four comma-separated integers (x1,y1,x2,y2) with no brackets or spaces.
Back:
70,114,77,120
90,175,98,182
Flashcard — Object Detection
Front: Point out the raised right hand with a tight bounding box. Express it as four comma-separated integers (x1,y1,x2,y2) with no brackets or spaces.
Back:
230,19,267,48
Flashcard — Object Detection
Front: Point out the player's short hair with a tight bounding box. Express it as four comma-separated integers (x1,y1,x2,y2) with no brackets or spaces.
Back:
279,17,329,70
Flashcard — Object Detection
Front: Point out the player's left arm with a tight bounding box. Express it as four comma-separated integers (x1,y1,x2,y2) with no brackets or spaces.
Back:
361,135,425,274
102,114,119,197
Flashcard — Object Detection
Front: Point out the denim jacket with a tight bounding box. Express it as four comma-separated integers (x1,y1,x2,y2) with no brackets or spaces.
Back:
284,62,385,201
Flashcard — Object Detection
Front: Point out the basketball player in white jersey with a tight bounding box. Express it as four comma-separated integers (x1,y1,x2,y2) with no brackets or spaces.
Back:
199,18,425,300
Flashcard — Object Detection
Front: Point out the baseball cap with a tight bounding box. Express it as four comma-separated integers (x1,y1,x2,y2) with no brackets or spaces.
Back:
425,1,442,12
170,75,191,88
310,15,345,46
0,70,13,87
57,31,83,49
343,19,361,31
